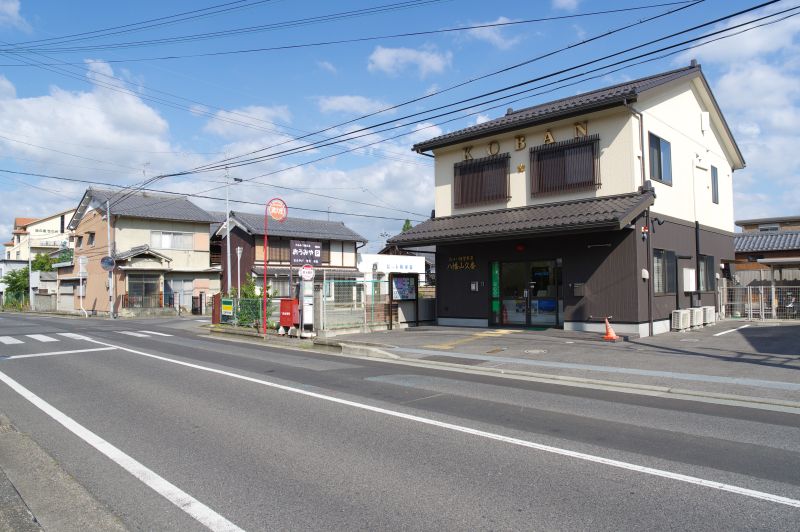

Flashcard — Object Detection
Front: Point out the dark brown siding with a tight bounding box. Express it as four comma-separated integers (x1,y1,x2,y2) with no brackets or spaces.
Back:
436,229,643,324
219,226,255,294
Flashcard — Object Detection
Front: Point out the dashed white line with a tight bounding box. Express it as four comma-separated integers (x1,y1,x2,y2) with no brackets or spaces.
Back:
138,330,172,337
83,337,800,510
117,331,149,338
58,333,91,340
26,334,58,343
0,369,244,532
0,336,23,345
714,324,751,337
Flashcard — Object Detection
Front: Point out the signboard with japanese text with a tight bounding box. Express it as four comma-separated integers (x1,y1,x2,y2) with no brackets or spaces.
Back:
392,276,416,301
290,240,322,266
447,255,477,272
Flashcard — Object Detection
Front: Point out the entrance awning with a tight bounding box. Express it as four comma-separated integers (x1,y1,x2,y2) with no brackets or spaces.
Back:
388,191,655,246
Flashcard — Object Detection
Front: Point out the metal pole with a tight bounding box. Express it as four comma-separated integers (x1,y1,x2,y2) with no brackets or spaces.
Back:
236,246,242,294
106,200,115,318
225,168,232,295
28,236,33,310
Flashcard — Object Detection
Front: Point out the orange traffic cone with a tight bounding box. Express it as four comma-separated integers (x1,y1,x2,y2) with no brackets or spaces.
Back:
603,317,620,342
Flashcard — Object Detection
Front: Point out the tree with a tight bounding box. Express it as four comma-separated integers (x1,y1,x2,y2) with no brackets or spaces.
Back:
402,219,413,232
1,267,29,297
57,248,73,263
31,253,53,272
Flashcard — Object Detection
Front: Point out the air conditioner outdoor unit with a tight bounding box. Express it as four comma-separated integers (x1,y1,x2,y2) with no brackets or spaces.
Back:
671,309,690,331
702,306,716,325
690,307,704,328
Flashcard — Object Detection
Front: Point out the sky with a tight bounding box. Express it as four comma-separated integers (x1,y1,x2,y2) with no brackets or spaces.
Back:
0,0,798,251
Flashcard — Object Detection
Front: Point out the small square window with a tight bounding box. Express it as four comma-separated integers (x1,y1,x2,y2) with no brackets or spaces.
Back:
87,232,95,246
76,236,84,248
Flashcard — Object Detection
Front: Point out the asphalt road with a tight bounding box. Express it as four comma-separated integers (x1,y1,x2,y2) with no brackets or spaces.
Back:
0,313,798,531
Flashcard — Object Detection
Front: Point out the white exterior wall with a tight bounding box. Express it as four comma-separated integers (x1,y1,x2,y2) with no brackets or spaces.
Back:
637,79,736,232
115,218,211,271
432,108,636,217
7,211,74,260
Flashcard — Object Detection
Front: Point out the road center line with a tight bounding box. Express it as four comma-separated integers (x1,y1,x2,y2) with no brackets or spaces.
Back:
1,347,116,360
82,336,800,509
714,324,751,337
0,369,243,532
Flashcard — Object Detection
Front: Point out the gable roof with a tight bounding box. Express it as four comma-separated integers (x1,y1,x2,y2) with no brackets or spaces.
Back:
69,187,216,229
388,191,654,246
412,63,744,168
114,244,173,262
221,211,367,242
735,231,800,253
14,217,38,229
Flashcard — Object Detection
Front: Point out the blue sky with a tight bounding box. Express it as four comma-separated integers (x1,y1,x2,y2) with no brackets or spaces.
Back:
0,0,798,250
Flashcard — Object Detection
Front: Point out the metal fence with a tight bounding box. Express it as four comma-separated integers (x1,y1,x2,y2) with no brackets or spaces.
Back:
720,285,800,320
320,276,436,332
219,297,278,329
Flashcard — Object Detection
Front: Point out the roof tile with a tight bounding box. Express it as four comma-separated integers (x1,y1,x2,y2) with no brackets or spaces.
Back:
735,231,800,253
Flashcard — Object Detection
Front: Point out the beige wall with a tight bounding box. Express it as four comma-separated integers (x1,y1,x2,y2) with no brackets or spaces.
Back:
637,79,736,232
7,210,74,260
115,218,211,270
431,107,636,217
740,222,800,233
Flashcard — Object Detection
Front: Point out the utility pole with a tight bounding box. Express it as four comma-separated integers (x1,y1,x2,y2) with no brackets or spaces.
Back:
225,166,232,295
27,235,33,310
236,246,243,295
107,200,115,318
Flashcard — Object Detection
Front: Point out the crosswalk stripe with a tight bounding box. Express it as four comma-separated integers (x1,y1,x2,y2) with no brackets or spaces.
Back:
117,331,149,337
57,333,91,340
0,336,23,345
26,334,58,343
138,330,172,337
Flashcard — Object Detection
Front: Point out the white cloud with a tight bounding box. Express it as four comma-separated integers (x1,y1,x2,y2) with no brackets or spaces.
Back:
317,61,337,74
572,24,587,41
475,114,491,125
317,95,392,115
464,17,522,50
203,105,292,140
552,0,579,11
0,75,15,99
0,0,29,30
368,46,452,78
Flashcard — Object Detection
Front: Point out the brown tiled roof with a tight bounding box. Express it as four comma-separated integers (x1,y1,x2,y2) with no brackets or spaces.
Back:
413,65,702,153
388,191,654,246
3,241,13,247
13,217,38,228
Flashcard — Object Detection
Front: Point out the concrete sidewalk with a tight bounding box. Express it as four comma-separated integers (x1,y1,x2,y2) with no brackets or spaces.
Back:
317,322,800,408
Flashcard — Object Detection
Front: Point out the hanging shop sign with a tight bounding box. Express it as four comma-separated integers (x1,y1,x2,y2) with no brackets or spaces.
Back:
290,240,322,266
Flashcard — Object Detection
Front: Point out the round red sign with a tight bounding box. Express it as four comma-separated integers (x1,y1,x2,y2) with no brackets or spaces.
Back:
267,198,288,222
299,264,315,281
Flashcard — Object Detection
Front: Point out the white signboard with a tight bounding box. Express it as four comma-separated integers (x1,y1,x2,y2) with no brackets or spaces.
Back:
78,255,89,276
683,268,696,292
357,253,425,275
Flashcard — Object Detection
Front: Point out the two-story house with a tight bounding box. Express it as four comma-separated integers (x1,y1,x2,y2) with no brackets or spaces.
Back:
388,62,744,337
733,216,800,286
4,210,74,260
57,188,221,315
212,211,366,296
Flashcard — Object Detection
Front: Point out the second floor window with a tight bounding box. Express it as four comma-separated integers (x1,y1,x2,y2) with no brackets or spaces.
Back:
453,153,510,208
649,133,672,185
76,236,83,248
711,166,719,204
87,232,95,246
530,134,600,196
151,231,192,250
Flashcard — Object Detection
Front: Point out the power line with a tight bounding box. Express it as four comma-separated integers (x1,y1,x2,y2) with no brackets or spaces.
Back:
0,168,427,222
0,2,695,55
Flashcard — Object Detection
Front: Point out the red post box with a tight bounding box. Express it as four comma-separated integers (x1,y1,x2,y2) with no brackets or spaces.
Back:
279,298,299,328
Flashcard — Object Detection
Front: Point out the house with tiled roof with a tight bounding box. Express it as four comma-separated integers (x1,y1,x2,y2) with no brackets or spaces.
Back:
56,187,221,316
211,210,367,296
733,219,800,285
389,61,744,336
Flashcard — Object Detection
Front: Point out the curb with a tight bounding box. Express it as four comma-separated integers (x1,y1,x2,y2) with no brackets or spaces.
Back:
319,340,800,413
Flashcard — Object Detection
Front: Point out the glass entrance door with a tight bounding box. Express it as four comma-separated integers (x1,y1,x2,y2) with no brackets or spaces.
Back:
492,260,562,327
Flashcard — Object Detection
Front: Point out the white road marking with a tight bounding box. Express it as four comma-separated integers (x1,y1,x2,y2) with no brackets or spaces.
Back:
84,337,800,509
0,370,243,532
26,334,58,343
2,347,116,360
58,333,91,340
194,319,210,323
138,330,172,337
117,331,149,338
714,324,751,337
0,336,23,345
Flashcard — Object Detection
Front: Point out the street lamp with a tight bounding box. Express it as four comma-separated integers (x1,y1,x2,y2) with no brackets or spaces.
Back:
236,246,243,295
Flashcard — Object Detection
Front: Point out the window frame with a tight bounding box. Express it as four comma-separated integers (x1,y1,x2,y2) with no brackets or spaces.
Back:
653,248,677,295
648,133,673,186
150,230,193,250
710,165,719,204
76,235,84,248
529,134,601,196
87,232,95,246
698,254,716,292
453,152,510,208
